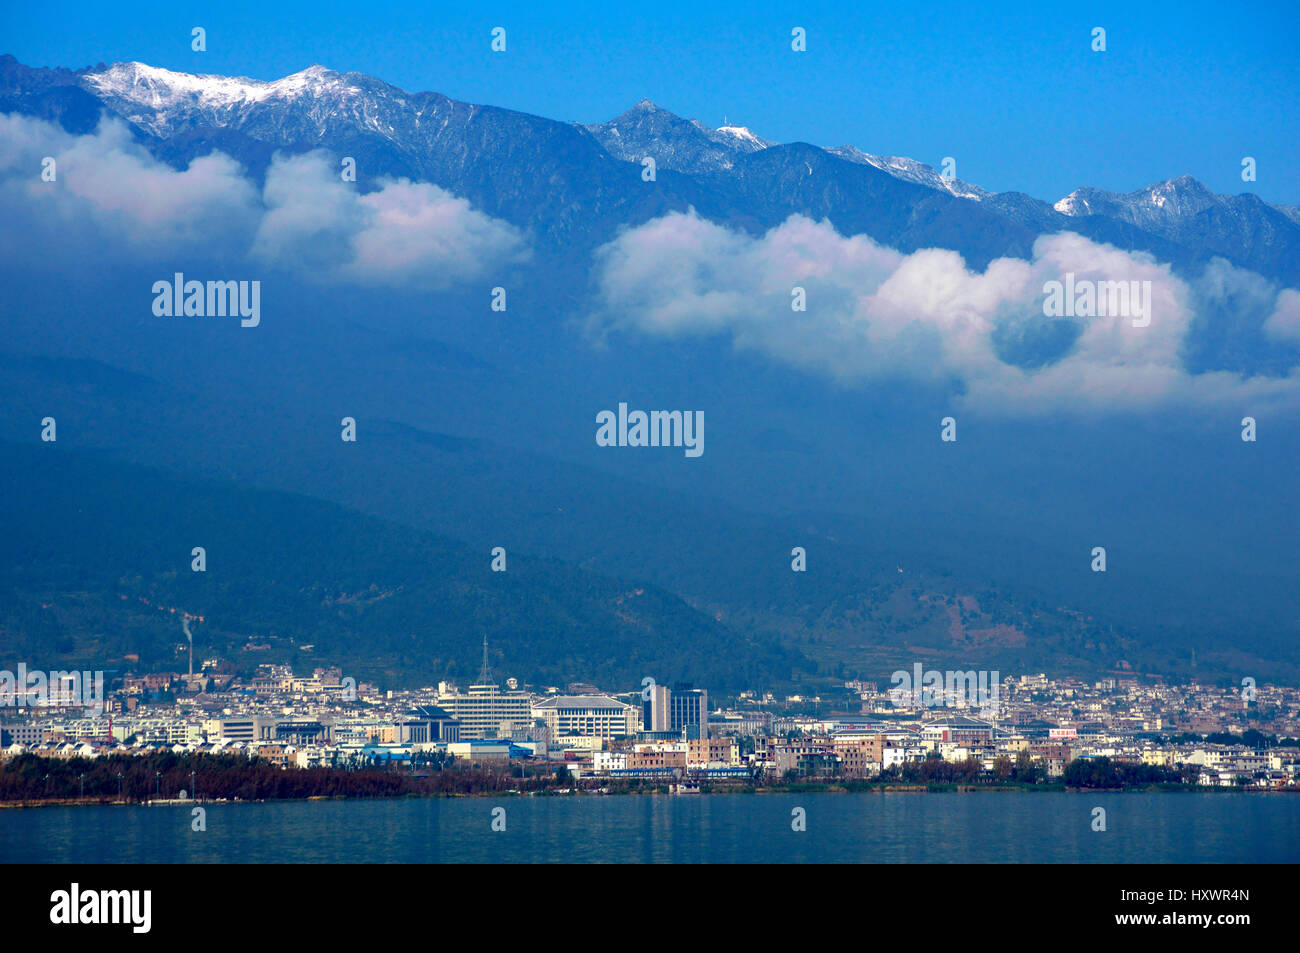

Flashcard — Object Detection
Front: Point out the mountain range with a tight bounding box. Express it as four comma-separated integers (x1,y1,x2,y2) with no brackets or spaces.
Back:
4,55,1298,283
1,54,1297,690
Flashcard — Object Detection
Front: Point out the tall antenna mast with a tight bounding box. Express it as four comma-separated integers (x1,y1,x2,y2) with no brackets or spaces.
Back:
478,633,491,684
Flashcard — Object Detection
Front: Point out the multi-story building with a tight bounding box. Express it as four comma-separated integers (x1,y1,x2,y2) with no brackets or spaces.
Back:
832,734,886,778
0,724,43,746
255,744,295,768
921,716,994,745
436,683,530,740
273,720,332,746
641,684,710,736
593,750,628,773
628,742,688,771
532,695,637,741
775,742,835,776
207,716,275,743
396,706,460,744
1028,742,1073,777
882,745,926,770
642,683,670,732
669,685,708,735
687,736,739,767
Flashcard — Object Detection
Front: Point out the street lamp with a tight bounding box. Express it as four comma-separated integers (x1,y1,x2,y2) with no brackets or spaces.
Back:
116,771,123,803
155,771,161,800
190,769,196,801
79,773,84,799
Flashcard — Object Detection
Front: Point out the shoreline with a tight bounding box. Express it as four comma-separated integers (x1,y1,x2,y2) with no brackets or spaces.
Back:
1,784,1287,809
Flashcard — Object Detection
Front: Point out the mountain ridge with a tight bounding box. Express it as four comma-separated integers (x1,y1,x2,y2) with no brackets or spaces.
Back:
64,57,1296,219
3,54,1297,283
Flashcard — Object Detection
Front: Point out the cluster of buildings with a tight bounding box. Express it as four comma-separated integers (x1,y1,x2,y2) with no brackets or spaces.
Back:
3,662,1300,789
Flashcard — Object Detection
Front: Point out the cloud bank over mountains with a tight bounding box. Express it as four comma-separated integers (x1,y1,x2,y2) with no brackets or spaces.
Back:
252,152,529,287
0,114,527,287
0,113,259,252
589,211,1300,415
3,111,1298,414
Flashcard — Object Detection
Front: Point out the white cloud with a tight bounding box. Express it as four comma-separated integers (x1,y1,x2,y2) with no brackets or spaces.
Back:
0,113,260,254
252,152,529,287
0,114,528,286
589,210,1300,415
1264,288,1300,343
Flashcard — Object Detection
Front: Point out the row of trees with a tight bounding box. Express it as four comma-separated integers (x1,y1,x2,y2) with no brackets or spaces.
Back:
1,750,1208,803
1060,756,1195,788
798,751,1193,787
0,752,576,802
878,751,1042,785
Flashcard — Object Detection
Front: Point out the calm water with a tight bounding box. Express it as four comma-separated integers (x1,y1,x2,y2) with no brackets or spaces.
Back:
4,792,1297,863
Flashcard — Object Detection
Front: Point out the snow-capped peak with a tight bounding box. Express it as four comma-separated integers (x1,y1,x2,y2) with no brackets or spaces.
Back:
716,124,762,146
1053,176,1217,222
83,61,348,107
78,61,394,138
1053,191,1088,215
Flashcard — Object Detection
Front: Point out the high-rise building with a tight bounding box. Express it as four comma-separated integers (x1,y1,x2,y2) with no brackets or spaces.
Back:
643,683,670,732
668,684,708,737
642,684,709,737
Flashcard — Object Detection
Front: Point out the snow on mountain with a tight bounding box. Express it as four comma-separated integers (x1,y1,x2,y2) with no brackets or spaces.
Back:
583,100,770,174
80,61,412,139
1052,174,1219,229
827,145,990,201
6,57,1296,282
714,124,768,149
84,61,328,108
1050,174,1300,284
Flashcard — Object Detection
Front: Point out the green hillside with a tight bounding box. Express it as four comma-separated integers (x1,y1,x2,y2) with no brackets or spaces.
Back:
0,444,810,690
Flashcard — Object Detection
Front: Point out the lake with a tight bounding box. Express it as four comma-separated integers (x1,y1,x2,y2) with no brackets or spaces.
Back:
4,792,1297,863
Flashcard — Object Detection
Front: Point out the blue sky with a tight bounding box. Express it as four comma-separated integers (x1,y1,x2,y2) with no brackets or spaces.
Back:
4,0,1298,203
